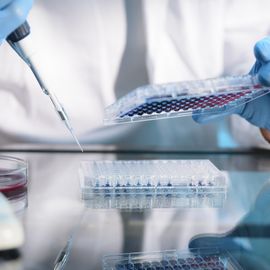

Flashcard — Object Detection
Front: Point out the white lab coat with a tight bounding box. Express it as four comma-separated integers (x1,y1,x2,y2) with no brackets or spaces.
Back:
0,0,269,149
142,0,270,257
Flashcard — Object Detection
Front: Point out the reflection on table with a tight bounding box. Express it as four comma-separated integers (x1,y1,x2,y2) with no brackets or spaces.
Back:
0,149,269,269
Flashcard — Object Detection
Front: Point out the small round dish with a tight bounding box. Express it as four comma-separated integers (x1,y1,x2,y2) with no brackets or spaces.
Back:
0,156,28,209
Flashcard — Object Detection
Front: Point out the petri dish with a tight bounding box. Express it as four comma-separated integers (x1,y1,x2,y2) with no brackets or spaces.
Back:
0,156,28,211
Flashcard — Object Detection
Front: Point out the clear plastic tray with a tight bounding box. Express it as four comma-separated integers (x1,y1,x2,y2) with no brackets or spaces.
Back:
104,75,270,125
79,160,227,209
103,248,243,270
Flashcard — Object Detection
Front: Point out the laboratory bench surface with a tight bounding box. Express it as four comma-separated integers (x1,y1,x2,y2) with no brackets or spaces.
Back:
1,145,270,270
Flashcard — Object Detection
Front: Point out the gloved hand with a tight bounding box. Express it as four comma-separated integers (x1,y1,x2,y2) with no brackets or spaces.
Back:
193,37,270,131
0,0,33,42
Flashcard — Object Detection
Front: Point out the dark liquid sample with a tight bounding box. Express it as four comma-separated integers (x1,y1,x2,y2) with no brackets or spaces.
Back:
0,169,27,200
121,91,252,118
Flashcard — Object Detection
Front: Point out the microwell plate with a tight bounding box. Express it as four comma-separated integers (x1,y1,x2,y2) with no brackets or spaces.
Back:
79,160,227,209
104,75,270,124
103,248,243,270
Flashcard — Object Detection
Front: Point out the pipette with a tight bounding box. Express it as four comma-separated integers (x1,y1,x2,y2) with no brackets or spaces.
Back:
6,21,83,152
53,209,86,270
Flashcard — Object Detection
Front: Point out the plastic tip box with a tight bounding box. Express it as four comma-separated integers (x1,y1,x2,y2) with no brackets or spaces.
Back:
79,160,227,209
103,248,243,270
104,74,270,125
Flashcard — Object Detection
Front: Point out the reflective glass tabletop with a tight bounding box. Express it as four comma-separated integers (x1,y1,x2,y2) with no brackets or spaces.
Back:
1,146,270,270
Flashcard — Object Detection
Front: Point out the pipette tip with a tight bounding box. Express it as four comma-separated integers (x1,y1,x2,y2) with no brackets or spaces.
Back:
74,136,84,153
69,128,84,152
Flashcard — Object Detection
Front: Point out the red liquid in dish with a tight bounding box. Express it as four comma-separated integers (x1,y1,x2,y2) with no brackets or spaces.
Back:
0,170,27,200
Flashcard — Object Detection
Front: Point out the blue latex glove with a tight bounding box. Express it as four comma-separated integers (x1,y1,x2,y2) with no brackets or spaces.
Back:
0,0,33,42
193,37,270,131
